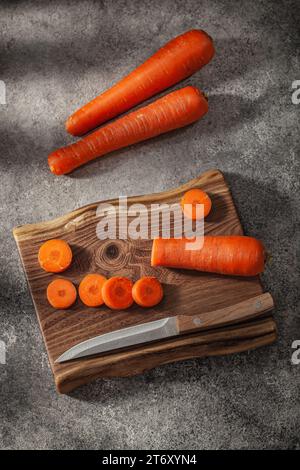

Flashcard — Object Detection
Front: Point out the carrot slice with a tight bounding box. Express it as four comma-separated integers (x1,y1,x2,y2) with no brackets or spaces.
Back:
38,239,72,273
132,277,163,308
48,86,208,175
102,277,134,310
181,188,212,220
79,273,107,307
46,278,77,309
66,29,215,136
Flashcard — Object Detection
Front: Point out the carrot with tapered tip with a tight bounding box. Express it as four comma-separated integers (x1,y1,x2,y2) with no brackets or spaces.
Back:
49,86,208,175
66,29,214,136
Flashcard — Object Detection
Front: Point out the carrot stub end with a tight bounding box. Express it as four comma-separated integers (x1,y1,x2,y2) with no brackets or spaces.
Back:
38,239,72,273
132,277,163,308
79,273,107,307
102,277,134,310
151,236,266,277
46,279,77,309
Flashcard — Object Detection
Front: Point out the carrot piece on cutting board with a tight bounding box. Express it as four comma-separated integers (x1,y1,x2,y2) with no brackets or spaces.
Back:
151,236,266,277
49,86,208,175
66,29,215,136
47,279,77,309
38,239,72,273
102,277,134,310
132,277,163,308
181,188,212,220
79,273,107,307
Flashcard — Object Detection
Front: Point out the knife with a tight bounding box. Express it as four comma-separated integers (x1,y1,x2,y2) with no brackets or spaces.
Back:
55,293,274,363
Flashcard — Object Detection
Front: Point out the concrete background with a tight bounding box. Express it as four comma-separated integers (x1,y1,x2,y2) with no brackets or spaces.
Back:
0,0,299,450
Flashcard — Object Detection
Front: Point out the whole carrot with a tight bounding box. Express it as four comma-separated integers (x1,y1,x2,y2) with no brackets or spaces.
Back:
151,236,266,277
49,86,208,175
66,29,215,136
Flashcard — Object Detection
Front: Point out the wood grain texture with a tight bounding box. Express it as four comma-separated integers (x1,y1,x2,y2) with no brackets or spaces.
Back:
13,169,276,393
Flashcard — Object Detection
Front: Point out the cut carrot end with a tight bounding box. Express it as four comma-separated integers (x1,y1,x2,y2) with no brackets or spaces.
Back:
79,273,107,307
180,188,212,220
102,277,134,310
38,239,72,273
132,277,163,308
47,278,77,309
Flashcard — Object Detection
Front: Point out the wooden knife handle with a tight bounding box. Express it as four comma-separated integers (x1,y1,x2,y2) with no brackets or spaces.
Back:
176,293,274,334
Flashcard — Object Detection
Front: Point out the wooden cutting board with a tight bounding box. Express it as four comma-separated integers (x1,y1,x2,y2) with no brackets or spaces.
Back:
13,169,276,393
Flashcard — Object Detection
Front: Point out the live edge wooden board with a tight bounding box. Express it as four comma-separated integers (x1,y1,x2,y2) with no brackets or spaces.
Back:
13,169,277,393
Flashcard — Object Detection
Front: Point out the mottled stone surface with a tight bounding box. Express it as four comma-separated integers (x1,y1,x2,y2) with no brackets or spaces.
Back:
0,0,299,450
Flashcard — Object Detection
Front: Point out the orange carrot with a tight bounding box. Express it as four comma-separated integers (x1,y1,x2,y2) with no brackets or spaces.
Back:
49,86,208,175
38,239,72,273
151,236,266,277
181,188,212,220
47,278,77,309
132,277,163,308
66,30,214,136
102,277,134,310
79,273,107,307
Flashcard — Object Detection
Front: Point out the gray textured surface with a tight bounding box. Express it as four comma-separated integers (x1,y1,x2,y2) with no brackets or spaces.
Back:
0,0,299,450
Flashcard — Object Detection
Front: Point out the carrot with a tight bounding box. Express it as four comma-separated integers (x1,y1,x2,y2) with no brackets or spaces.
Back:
181,188,212,220
38,239,72,273
79,273,107,307
132,277,163,308
66,29,214,136
49,86,208,175
151,236,266,277
102,277,134,310
47,278,77,309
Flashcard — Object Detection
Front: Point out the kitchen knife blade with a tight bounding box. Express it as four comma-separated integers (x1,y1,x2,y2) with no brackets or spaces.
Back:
55,293,274,363
55,317,178,363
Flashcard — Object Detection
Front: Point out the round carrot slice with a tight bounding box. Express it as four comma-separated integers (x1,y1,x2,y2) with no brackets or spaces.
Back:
102,277,134,310
46,278,77,309
180,188,212,220
38,239,72,273
79,273,107,307
132,277,163,308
